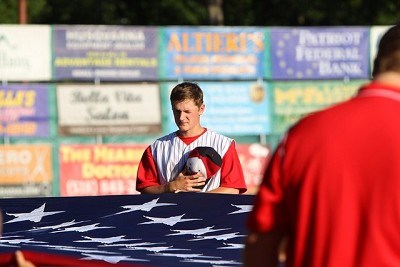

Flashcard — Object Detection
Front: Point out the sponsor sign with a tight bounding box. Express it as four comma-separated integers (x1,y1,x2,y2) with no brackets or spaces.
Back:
159,27,265,80
57,84,162,135
268,27,370,79
53,26,158,81
0,84,50,137
59,144,147,196
236,143,270,194
163,81,271,135
0,144,52,197
0,25,51,81
270,80,365,133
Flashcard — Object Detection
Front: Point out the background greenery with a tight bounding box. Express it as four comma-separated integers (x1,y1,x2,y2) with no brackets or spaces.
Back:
0,0,398,26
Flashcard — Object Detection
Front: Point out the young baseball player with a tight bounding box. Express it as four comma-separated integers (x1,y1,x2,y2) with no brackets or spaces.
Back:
136,82,247,194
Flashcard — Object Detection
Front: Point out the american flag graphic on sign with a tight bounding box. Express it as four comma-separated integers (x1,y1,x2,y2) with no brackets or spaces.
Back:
0,193,254,266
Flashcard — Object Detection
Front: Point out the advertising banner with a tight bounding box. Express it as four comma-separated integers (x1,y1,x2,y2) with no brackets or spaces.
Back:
0,25,51,81
236,143,270,194
270,80,366,134
162,81,271,135
268,27,370,80
0,84,50,137
53,26,158,81
0,144,52,197
159,27,265,80
59,144,147,196
57,84,162,136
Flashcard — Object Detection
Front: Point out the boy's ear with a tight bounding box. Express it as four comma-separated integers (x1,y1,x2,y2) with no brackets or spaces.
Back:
199,104,205,115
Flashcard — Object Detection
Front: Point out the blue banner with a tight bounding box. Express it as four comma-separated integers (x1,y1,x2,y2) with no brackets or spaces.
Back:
53,26,158,81
0,84,50,137
159,27,265,80
163,81,271,135
268,27,370,80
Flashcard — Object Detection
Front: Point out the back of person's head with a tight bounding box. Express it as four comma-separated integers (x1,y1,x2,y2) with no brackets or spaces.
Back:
170,82,204,108
372,23,400,77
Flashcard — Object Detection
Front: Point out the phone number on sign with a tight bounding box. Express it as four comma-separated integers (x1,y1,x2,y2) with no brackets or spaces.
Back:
65,179,138,196
0,122,37,136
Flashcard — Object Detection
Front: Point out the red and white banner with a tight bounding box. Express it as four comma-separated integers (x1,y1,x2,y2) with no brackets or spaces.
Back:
59,144,147,196
236,143,270,194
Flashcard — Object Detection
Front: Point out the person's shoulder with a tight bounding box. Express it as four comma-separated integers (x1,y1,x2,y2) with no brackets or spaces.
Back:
289,97,355,136
150,132,178,149
155,131,178,142
205,129,233,142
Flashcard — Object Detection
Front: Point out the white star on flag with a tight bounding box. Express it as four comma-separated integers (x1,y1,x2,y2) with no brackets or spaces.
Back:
37,244,116,254
52,223,114,233
217,243,244,249
103,198,176,217
99,241,165,248
32,220,89,231
121,245,182,253
5,203,64,223
228,204,253,214
139,214,201,226
75,235,139,244
81,253,148,264
152,252,219,259
189,232,245,241
167,226,230,236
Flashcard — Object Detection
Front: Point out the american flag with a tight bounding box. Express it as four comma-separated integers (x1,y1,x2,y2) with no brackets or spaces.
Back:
0,193,254,266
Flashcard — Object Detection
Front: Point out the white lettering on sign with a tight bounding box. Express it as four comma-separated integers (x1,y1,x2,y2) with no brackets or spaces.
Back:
0,150,32,165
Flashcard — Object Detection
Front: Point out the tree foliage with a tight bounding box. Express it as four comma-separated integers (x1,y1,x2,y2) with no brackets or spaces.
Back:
0,0,398,26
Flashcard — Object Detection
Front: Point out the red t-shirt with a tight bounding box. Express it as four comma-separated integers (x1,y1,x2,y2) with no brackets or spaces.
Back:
247,82,400,267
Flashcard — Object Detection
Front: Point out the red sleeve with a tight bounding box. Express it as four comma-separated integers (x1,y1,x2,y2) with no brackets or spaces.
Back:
246,140,287,233
220,141,247,194
135,146,160,191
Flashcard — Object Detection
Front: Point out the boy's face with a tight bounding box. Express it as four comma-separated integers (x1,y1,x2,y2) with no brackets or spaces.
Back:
172,99,204,135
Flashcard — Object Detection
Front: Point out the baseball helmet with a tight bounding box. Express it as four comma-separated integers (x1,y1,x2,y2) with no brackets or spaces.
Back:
185,146,222,189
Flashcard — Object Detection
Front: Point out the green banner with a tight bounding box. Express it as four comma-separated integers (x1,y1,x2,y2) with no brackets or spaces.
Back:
270,80,367,134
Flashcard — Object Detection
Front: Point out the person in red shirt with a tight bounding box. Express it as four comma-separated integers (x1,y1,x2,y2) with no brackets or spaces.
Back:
244,23,400,267
136,82,246,194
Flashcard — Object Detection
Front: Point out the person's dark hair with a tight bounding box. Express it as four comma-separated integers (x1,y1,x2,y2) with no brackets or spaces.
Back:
170,82,204,108
372,23,400,77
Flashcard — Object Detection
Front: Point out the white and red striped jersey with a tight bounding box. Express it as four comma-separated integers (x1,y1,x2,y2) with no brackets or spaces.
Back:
136,129,247,193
